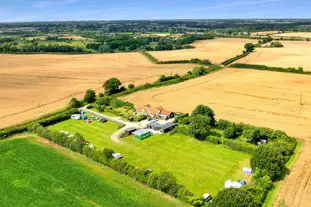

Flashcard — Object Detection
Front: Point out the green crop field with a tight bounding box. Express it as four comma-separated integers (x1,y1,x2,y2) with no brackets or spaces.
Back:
48,119,251,196
0,137,186,207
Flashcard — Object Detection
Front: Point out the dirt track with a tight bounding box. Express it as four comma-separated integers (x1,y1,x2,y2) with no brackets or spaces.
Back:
0,53,194,129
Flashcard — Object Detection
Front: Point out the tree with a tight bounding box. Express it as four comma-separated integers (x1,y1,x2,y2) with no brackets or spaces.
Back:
191,105,215,126
251,145,286,181
244,43,255,52
103,78,122,95
68,98,81,108
210,188,260,207
190,115,211,140
83,89,96,103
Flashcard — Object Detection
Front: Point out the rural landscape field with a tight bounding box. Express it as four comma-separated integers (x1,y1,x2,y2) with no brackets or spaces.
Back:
237,41,311,71
122,68,311,138
1,12,311,207
0,53,194,128
149,38,258,64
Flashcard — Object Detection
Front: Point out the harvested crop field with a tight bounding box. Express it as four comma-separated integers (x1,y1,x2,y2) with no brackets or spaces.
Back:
122,68,311,139
149,38,257,64
272,32,311,39
250,31,280,36
237,41,311,71
0,53,194,129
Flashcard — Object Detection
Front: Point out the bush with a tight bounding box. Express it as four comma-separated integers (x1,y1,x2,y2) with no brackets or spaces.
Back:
103,148,115,159
68,98,82,108
98,92,104,97
270,41,284,48
223,126,237,139
205,136,221,144
128,84,135,89
216,119,232,130
223,139,256,154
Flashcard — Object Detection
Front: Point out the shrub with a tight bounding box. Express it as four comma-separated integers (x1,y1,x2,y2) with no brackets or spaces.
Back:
98,92,105,97
216,119,232,130
68,98,82,108
205,136,221,144
223,126,237,139
128,84,135,89
223,139,256,154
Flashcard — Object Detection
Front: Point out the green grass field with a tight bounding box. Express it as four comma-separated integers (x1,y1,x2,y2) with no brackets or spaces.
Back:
48,119,251,195
0,137,186,207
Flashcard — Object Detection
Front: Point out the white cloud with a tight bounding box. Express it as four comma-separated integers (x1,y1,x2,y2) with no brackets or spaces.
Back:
190,0,282,11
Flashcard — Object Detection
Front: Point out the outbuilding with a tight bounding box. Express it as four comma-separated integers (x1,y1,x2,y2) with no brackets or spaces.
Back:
133,129,152,140
147,122,178,133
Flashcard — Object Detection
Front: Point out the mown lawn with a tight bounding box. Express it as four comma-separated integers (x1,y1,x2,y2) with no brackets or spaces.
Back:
48,119,251,196
0,137,186,207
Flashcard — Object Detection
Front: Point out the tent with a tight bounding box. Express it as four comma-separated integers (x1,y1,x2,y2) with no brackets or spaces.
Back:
225,180,242,189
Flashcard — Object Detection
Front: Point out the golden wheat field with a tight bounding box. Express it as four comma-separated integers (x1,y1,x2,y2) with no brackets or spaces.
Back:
237,41,311,71
0,53,195,128
250,31,280,36
122,68,311,139
272,32,311,39
149,38,258,64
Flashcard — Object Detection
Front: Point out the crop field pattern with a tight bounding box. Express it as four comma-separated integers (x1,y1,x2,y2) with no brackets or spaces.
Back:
149,38,258,64
48,119,250,196
237,41,311,71
0,53,194,129
0,137,185,207
123,68,311,139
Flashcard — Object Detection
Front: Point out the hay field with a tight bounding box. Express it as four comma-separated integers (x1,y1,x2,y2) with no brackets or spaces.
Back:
237,41,311,71
149,38,258,64
0,53,194,129
122,68,311,139
272,32,311,39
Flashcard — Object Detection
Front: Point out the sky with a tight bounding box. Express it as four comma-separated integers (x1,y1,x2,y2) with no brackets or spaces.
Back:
0,0,310,22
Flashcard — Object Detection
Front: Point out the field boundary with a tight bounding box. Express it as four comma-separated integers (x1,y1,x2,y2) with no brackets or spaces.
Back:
230,63,310,75
140,50,212,66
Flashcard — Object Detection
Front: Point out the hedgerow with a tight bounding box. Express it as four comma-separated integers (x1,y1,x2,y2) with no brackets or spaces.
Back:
0,108,79,139
230,63,310,74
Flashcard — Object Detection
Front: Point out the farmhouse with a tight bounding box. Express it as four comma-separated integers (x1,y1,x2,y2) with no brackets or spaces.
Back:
136,104,174,120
